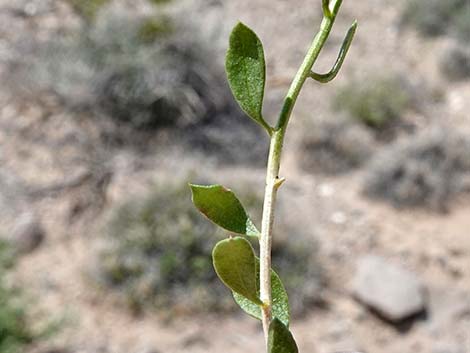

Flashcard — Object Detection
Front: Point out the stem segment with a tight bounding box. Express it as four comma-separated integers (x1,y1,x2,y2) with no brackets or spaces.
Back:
259,0,344,346
260,130,283,339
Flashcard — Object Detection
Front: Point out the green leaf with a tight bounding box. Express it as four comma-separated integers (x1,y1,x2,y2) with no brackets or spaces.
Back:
226,22,269,130
212,237,263,305
189,184,260,237
233,259,290,326
268,318,299,353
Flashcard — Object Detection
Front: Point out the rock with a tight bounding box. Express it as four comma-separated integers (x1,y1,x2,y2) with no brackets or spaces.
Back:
352,255,426,322
10,212,45,254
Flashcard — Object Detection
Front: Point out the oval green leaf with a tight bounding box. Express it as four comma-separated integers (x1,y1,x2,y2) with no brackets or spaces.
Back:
268,318,299,353
190,184,260,237
226,22,268,129
212,237,263,305
233,259,290,326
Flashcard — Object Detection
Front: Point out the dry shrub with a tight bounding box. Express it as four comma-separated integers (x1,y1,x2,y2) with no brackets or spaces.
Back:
363,128,470,211
402,0,470,43
11,2,267,164
440,44,470,81
29,5,225,130
333,75,412,131
299,119,375,175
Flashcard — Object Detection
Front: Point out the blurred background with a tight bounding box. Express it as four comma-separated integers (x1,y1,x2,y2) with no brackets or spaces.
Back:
0,0,469,352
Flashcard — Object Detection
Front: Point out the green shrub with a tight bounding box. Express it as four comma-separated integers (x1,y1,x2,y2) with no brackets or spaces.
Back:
96,182,323,315
333,75,411,129
137,17,174,43
0,241,35,353
67,0,111,20
148,0,174,5
402,0,469,42
0,240,15,270
363,128,470,211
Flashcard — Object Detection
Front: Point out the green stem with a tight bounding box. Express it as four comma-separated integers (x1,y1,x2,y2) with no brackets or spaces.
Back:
259,1,342,346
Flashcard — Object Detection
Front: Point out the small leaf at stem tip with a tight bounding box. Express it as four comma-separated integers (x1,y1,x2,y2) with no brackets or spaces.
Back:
225,22,271,133
189,184,260,237
268,318,299,353
233,258,290,326
212,237,263,305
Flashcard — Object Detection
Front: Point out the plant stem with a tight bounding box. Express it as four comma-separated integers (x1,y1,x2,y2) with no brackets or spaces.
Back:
260,129,283,339
259,1,341,346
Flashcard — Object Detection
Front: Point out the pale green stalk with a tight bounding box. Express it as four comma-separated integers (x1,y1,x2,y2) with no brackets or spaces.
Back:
259,0,346,343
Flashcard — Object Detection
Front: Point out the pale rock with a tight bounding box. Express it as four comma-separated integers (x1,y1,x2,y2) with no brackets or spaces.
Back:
352,255,426,322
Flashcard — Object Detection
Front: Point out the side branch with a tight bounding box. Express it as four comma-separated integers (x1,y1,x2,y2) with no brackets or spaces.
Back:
310,20,357,83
